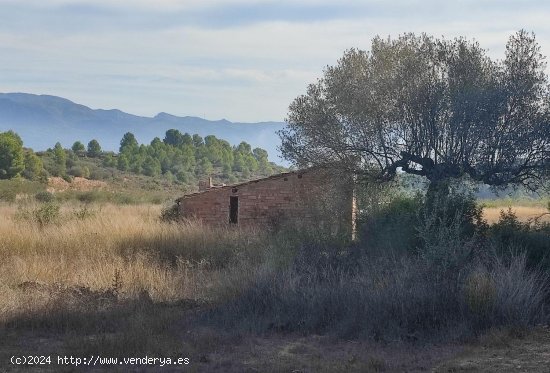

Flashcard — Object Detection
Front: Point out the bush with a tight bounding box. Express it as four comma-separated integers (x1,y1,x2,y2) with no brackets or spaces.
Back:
359,191,485,260
358,194,422,255
209,241,548,341
16,202,61,226
464,268,497,326
89,167,110,180
67,166,90,178
416,193,483,276
464,254,548,330
488,208,550,270
35,191,55,203
206,191,547,341
210,251,464,340
490,254,548,327
160,204,180,222
76,191,104,204
34,203,61,226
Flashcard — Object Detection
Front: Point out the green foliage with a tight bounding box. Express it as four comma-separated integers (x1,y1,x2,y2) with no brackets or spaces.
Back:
120,132,138,153
163,129,186,147
102,153,117,168
106,129,280,186
22,151,44,181
0,128,282,194
488,209,550,270
416,192,483,276
142,156,161,177
32,202,61,226
160,203,180,222
88,167,109,180
117,154,130,171
87,139,102,157
359,194,423,255
35,191,55,203
0,134,49,182
281,31,550,191
52,142,67,177
71,141,86,155
0,131,25,179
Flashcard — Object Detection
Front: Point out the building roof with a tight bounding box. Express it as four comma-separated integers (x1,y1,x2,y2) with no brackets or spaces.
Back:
176,169,307,202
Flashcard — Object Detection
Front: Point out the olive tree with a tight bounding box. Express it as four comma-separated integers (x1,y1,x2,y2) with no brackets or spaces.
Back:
279,31,550,195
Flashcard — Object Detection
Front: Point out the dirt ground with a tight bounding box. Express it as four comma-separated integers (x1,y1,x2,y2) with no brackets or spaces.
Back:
189,327,550,372
47,177,108,192
2,326,550,372
434,327,550,373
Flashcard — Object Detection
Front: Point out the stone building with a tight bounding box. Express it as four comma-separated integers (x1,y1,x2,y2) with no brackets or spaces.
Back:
176,168,356,239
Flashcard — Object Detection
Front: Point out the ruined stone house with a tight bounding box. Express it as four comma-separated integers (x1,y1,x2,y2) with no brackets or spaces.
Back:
176,168,356,239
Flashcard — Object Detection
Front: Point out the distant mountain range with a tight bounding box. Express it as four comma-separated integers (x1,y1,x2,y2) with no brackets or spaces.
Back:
0,93,287,164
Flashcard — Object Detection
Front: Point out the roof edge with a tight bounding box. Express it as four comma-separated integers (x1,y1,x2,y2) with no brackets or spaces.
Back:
176,168,312,202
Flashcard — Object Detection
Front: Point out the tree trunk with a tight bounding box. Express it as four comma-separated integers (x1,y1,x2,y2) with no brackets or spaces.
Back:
426,178,451,208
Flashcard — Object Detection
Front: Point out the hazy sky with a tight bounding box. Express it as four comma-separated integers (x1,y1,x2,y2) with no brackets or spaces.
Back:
1,0,549,122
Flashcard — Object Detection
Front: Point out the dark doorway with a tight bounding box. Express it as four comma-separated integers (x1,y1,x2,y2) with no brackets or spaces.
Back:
229,196,238,224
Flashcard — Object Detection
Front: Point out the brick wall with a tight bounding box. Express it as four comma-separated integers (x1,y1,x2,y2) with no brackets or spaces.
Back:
178,168,355,237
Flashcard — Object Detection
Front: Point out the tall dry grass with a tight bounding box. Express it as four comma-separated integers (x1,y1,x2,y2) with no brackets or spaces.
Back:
483,206,550,224
0,202,266,327
0,198,547,355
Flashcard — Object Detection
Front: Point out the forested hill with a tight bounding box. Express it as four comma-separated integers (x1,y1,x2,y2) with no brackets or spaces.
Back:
0,93,286,164
0,129,286,195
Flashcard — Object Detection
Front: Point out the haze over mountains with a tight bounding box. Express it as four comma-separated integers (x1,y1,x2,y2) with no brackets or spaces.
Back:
0,93,287,164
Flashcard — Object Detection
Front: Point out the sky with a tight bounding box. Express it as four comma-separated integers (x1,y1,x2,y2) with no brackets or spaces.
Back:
1,0,549,122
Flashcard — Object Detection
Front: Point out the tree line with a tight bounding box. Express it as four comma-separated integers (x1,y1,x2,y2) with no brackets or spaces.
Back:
0,129,278,185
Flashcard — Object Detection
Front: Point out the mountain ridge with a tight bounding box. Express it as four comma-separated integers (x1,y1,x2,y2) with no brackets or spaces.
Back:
0,92,287,163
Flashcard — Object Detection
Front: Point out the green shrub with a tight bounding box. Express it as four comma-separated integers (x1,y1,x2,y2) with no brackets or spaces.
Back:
358,194,422,255
76,191,104,204
207,190,547,341
16,203,62,226
359,191,485,260
416,193,482,276
488,209,550,270
89,167,110,180
34,202,61,226
160,204,180,222
112,193,138,205
35,191,55,203
67,166,90,178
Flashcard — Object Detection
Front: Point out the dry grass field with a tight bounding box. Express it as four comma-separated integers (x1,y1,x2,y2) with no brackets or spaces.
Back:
0,200,549,372
483,206,550,224
1,203,203,308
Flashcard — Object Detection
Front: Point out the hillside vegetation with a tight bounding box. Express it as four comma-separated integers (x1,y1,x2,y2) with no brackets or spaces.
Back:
0,129,286,203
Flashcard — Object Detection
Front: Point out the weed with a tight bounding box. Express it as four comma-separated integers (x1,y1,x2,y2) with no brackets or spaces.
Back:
111,269,123,299
160,203,180,222
72,205,96,220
